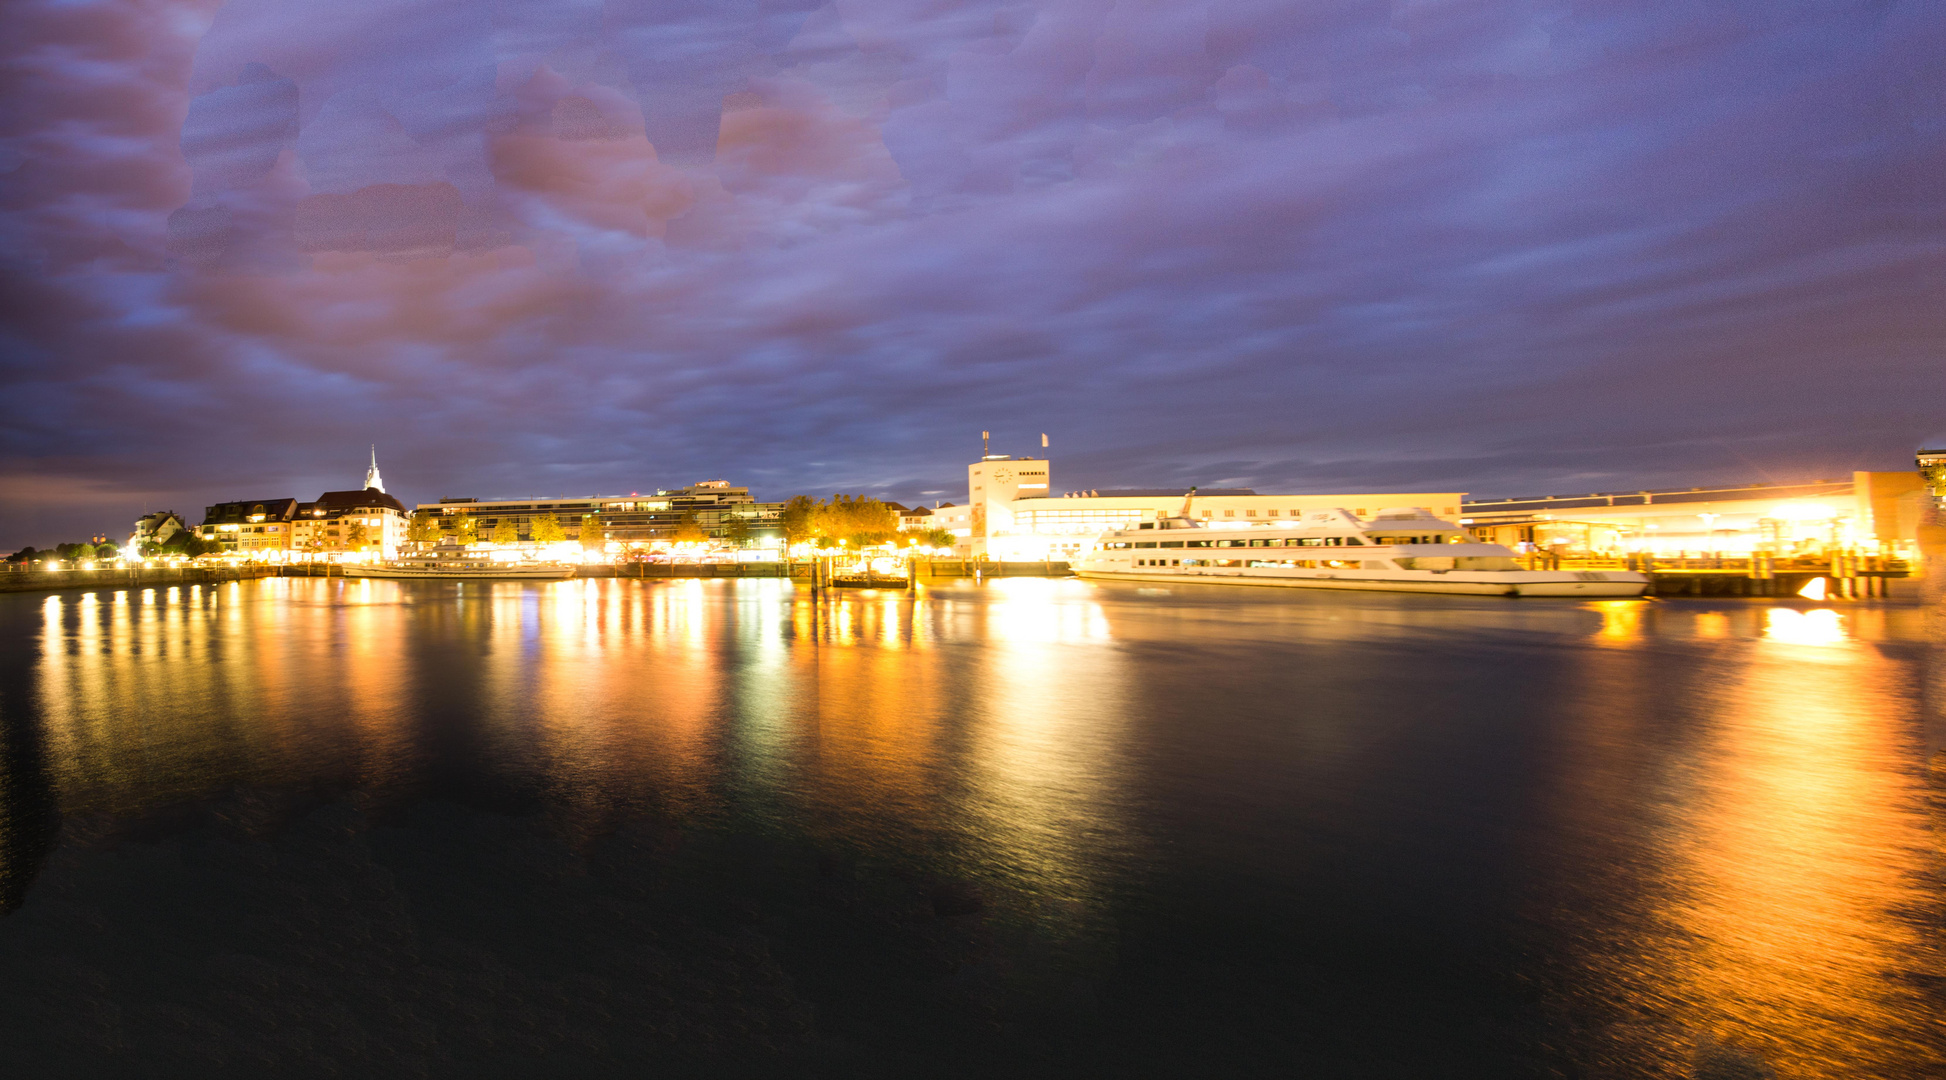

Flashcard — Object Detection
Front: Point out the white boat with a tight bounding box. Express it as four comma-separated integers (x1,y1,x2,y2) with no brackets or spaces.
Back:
336,545,576,580
1073,501,1649,597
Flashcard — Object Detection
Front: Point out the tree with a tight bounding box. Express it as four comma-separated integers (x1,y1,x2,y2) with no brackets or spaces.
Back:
780,494,899,547
454,513,478,546
918,528,955,549
672,510,707,543
822,494,897,547
490,518,520,545
722,514,750,546
579,515,605,551
408,511,441,545
8,547,37,563
345,520,370,549
780,496,817,545
95,541,120,559
532,512,566,544
60,542,95,561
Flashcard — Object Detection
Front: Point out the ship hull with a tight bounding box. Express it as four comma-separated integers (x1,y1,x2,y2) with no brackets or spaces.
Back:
1074,568,1648,597
337,564,577,581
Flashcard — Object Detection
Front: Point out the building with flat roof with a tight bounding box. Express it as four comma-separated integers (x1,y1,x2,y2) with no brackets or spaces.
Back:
416,482,784,549
957,452,1465,561
1460,472,1927,558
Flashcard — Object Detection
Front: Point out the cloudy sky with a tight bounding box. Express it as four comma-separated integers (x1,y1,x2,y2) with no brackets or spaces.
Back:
1,0,1941,547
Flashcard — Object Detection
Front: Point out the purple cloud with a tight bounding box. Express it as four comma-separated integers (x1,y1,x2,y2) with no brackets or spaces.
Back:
1,0,1942,546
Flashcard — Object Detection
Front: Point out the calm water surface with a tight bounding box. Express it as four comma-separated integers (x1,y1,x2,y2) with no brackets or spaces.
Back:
1,577,1942,1077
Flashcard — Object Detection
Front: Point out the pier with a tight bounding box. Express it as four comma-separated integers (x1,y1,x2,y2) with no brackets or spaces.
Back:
0,564,278,594
1535,553,1907,597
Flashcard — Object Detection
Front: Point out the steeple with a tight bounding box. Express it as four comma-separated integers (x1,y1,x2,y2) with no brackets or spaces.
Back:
365,445,385,493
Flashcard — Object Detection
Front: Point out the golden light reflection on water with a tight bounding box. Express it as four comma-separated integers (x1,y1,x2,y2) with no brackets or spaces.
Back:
19,577,1142,910
9,579,1944,1071
1597,606,1944,1077
1761,607,1850,648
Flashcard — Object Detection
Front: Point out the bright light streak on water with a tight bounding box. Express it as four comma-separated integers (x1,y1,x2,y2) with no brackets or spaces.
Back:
0,578,1939,1076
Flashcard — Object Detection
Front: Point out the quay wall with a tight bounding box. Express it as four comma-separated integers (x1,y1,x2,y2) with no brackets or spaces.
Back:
0,565,277,595
578,560,1072,580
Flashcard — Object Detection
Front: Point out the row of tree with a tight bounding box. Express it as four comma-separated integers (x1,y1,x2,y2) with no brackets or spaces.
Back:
779,495,952,548
7,539,127,563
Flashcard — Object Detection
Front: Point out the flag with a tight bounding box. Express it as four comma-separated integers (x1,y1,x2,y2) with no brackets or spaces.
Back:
1041,433,1048,448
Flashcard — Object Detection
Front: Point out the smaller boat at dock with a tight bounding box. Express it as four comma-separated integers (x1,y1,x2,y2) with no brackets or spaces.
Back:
829,555,911,589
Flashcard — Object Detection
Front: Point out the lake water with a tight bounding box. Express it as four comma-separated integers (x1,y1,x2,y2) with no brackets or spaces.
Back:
1,577,1942,1077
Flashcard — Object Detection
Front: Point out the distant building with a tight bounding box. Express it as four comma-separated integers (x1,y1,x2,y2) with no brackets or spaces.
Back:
293,487,410,558
1461,473,1928,558
198,499,298,556
959,450,1464,561
1920,446,1946,510
415,481,785,548
131,511,188,550
898,505,935,531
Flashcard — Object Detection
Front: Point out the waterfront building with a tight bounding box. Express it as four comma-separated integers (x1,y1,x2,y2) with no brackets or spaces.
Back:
898,505,935,530
198,498,298,556
932,503,974,541
292,487,410,559
131,511,188,550
960,451,1464,561
416,481,785,550
1460,472,1928,558
1920,445,1946,510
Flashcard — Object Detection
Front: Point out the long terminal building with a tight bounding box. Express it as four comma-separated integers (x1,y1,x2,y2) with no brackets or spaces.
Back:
947,453,1464,561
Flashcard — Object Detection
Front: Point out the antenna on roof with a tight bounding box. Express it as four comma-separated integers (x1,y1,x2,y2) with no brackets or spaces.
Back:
982,430,989,456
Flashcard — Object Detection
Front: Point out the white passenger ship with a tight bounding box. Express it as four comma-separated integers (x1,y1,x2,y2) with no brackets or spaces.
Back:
1074,503,1649,597
338,543,576,581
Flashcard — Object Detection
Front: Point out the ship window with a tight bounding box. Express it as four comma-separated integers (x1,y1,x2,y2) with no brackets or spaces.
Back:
1188,540,1211,548
1137,522,1154,530
1160,541,1184,549
1134,541,1156,549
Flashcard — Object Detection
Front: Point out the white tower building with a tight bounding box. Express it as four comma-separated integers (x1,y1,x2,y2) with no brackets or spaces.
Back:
365,446,386,493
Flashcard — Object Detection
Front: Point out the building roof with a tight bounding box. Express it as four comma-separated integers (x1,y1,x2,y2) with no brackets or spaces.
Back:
202,498,298,525
1083,488,1259,498
310,487,408,514
1462,480,1853,515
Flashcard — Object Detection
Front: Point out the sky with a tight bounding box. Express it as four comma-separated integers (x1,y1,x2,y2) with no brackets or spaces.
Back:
1,0,1942,548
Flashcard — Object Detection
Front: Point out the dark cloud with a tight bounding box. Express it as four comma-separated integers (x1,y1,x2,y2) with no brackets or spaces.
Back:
1,0,1943,547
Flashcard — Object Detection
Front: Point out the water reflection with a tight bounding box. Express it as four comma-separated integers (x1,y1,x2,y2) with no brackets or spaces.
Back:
0,579,1940,1074
1624,615,1944,1075
1762,607,1850,648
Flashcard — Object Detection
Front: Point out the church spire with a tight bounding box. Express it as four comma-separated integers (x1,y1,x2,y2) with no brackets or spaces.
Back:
365,445,385,493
